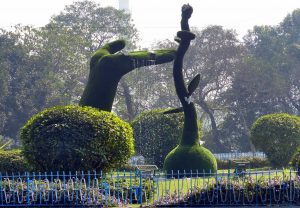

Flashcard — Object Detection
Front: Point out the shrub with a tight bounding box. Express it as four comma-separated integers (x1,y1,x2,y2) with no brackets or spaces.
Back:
0,149,31,172
20,105,134,171
217,157,270,170
131,109,202,168
251,113,300,167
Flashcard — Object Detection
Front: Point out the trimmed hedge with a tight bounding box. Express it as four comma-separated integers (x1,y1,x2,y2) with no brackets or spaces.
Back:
0,149,31,172
131,109,201,168
20,105,134,171
251,113,300,167
217,157,270,170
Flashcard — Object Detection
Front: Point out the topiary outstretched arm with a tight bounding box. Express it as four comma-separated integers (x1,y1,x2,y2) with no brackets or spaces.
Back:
79,40,176,111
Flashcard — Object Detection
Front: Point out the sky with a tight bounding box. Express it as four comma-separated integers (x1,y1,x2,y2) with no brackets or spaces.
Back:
0,0,300,47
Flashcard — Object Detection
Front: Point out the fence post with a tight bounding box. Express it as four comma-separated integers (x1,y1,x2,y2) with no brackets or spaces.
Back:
0,172,2,206
290,169,292,206
255,170,258,206
87,171,91,205
51,171,54,206
268,169,271,206
190,170,193,206
26,172,30,206
129,170,132,204
139,170,142,205
178,170,180,203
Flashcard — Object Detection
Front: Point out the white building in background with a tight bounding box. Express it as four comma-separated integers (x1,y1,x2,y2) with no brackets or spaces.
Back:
119,0,130,13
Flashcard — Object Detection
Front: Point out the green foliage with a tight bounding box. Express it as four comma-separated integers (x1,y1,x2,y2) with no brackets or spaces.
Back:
20,105,134,171
0,149,31,172
290,147,300,167
251,113,300,167
0,0,139,141
217,157,270,170
132,109,201,168
49,0,138,51
163,144,217,173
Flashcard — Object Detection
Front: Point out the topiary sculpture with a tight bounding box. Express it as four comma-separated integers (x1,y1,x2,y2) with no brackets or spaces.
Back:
163,4,217,173
20,40,175,172
20,105,134,171
79,40,176,111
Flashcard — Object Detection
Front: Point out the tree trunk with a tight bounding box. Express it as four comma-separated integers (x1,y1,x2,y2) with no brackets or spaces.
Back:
198,97,224,152
120,79,135,121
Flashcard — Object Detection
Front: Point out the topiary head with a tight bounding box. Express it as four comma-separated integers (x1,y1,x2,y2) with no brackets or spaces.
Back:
20,105,134,172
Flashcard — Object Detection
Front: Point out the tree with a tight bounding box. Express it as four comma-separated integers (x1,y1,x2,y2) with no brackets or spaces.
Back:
0,0,139,141
49,0,138,52
184,26,244,152
221,10,300,151
251,113,300,167
221,56,291,151
0,29,40,140
222,10,300,151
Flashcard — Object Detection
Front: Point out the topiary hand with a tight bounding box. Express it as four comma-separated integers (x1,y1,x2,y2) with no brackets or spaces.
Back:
79,40,176,111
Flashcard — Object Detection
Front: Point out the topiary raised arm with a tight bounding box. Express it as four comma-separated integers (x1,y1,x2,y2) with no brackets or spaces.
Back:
163,4,217,173
79,40,176,111
167,4,199,145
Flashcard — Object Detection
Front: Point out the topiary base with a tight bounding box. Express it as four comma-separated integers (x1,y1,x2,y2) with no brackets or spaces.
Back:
163,144,217,174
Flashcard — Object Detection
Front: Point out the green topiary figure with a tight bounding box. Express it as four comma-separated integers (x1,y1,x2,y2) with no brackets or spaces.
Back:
79,40,176,111
163,4,217,173
20,105,134,171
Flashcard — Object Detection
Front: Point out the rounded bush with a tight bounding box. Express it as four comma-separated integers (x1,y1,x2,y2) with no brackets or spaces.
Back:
131,109,201,168
163,144,217,173
0,149,31,172
251,113,300,167
20,105,134,171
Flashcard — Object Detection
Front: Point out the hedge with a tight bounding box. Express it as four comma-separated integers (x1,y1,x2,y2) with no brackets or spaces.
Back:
0,149,31,172
20,105,134,171
251,113,300,167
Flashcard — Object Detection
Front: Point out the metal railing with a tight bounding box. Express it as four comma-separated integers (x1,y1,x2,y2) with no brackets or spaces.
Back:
214,152,266,160
0,169,299,207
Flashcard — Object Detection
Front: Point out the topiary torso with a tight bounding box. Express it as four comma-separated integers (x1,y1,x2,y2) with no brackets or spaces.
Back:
20,105,134,171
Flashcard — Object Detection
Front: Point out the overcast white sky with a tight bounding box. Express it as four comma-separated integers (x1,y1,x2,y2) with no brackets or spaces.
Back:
1,0,300,47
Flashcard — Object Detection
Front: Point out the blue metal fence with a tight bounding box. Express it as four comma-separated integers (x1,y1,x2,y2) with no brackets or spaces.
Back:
214,151,266,160
0,169,299,207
